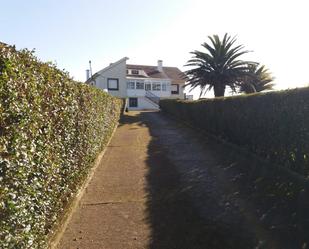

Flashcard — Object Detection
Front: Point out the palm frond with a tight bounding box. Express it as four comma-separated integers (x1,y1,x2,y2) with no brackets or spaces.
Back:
184,33,256,97
238,64,275,93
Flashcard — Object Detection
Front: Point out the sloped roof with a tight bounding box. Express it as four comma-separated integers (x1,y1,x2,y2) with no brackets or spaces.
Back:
85,57,128,84
126,64,185,82
85,58,186,84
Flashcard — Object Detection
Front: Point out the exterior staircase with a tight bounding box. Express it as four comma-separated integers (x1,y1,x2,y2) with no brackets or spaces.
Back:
145,91,160,108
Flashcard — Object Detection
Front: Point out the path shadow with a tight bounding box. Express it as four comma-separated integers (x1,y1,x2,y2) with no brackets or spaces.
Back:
138,111,254,249
118,111,146,127
120,111,309,249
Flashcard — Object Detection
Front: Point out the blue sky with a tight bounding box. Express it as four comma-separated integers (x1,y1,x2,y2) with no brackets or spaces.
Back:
2,0,309,97
1,0,191,79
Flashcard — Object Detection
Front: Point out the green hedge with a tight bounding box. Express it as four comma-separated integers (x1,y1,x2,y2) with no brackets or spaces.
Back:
0,43,122,248
160,89,309,177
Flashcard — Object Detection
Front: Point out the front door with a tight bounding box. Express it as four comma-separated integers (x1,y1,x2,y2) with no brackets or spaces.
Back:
129,97,138,107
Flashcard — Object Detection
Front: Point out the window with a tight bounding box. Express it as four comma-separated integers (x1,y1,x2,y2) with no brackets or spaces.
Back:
145,83,151,91
136,81,144,90
131,69,139,75
152,83,161,91
171,84,179,94
129,98,138,107
107,78,119,90
162,83,167,91
127,81,135,89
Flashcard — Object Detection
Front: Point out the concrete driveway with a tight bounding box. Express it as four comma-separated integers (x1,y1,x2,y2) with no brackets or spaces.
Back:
56,111,305,249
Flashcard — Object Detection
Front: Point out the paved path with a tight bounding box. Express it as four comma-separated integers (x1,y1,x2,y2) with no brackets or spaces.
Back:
57,111,296,249
57,112,152,249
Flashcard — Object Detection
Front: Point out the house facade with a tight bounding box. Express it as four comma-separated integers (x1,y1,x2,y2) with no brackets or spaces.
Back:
86,57,186,110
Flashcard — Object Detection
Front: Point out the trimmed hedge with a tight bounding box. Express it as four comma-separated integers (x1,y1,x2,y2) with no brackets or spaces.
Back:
0,43,122,248
160,89,309,177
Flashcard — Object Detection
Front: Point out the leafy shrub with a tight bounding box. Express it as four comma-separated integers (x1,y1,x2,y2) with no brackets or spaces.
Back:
160,89,309,177
0,43,122,248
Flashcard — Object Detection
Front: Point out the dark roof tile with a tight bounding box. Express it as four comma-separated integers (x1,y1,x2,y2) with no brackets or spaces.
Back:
126,64,185,82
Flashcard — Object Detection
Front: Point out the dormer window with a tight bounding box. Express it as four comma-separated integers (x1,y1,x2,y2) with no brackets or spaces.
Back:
131,69,139,75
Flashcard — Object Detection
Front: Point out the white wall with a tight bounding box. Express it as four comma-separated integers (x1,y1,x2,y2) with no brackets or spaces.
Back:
168,82,185,99
92,60,185,100
94,60,127,98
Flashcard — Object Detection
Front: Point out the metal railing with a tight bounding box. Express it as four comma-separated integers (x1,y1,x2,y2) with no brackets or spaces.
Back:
145,91,160,106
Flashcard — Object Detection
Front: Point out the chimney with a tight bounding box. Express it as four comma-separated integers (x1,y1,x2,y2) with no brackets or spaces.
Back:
86,69,90,81
157,60,163,72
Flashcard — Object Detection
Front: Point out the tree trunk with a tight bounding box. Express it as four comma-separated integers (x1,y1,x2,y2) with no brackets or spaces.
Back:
213,84,226,97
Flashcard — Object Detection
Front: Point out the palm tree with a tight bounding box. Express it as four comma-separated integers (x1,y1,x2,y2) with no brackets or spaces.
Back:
239,64,275,93
184,33,255,97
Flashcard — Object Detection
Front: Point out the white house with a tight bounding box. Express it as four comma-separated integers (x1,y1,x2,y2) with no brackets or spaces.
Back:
85,57,186,110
